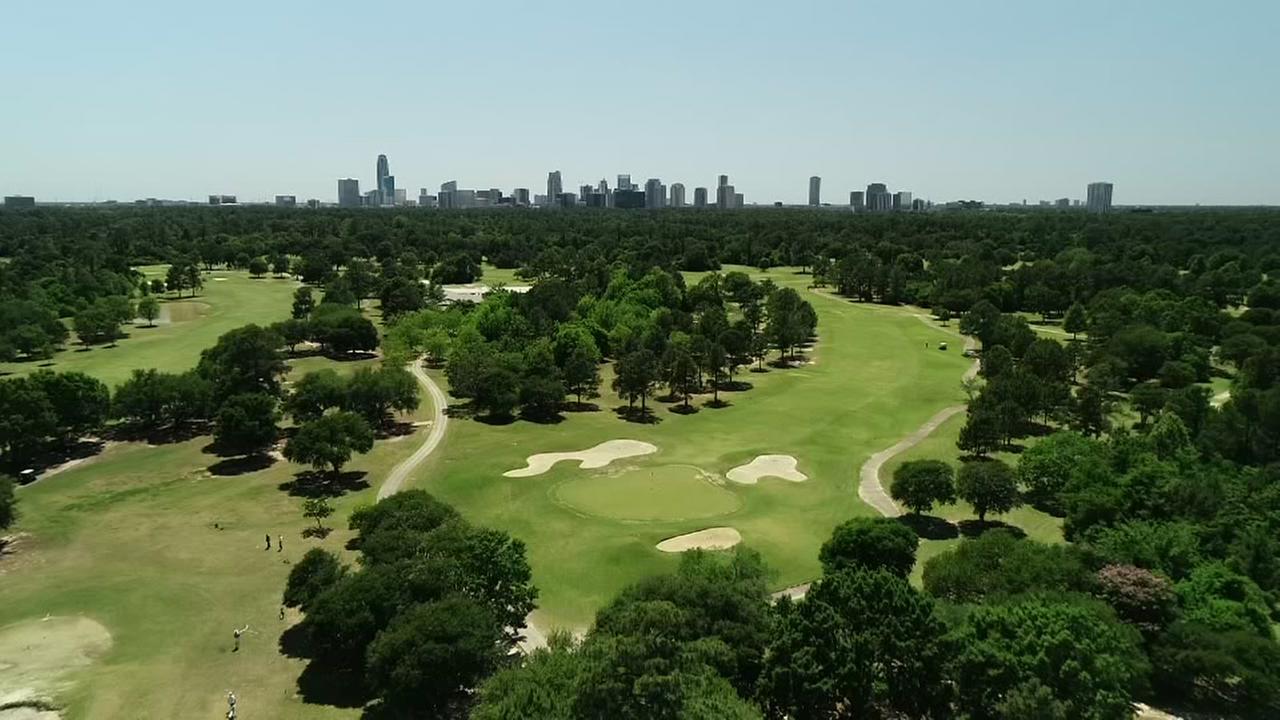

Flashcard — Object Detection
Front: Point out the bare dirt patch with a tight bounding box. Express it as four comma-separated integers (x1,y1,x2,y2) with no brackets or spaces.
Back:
0,616,112,715
503,440,658,478
726,455,807,485
656,527,742,552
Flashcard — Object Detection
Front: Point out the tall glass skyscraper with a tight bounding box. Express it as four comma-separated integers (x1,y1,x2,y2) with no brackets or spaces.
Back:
376,154,393,206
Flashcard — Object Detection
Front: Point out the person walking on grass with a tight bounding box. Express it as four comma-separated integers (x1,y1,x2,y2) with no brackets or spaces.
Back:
232,624,249,652
277,534,283,552
264,533,271,551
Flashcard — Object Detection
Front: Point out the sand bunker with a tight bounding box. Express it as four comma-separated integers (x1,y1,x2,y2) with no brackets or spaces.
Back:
726,455,807,485
656,527,742,552
504,440,657,477
0,616,112,713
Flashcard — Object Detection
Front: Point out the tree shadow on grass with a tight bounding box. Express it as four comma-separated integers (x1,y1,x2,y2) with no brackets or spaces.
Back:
279,470,370,498
718,380,754,392
374,421,416,440
562,401,600,413
897,514,960,540
957,519,1027,539
279,625,371,710
669,404,699,415
208,453,277,477
107,421,210,446
21,438,106,477
613,405,661,424
519,410,565,425
704,398,732,409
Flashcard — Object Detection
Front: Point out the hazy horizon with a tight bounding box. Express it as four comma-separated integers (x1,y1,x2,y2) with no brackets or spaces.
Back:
2,0,1276,206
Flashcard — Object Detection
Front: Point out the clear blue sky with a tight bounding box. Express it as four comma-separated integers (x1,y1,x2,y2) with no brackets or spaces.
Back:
2,0,1276,205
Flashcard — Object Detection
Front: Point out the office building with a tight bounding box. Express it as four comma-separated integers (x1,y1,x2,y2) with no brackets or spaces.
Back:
670,183,686,207
579,184,593,201
644,178,665,209
585,192,608,208
338,178,361,207
208,195,237,205
849,191,865,211
734,193,744,208
394,189,406,206
617,174,633,191
306,199,321,209
718,174,729,188
418,188,435,207
547,171,563,204
866,183,891,212
1055,197,1071,209
4,195,36,209
513,188,530,206
1087,182,1114,213
694,187,708,208
893,191,912,211
809,176,821,206
376,154,392,205
614,189,646,209
363,189,380,206
275,195,296,207
912,198,926,211
556,192,576,208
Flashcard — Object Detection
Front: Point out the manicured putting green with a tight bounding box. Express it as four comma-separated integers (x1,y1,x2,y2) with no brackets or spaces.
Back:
551,464,741,521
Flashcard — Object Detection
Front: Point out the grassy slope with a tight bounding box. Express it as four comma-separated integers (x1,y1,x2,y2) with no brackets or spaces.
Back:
0,266,297,389
0,270,428,719
413,267,972,628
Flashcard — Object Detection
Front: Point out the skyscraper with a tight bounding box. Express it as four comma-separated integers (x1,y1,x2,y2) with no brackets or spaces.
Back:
513,188,530,206
617,174,633,191
893,191,912,211
338,178,361,207
809,176,821,206
1086,182,1114,213
644,178,665,209
849,191,865,211
670,183,686,208
716,175,731,209
547,171,563,205
694,187,708,208
376,154,391,206
866,183,891,212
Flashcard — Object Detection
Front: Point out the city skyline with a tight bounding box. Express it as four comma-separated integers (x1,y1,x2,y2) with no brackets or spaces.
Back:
2,1,1277,205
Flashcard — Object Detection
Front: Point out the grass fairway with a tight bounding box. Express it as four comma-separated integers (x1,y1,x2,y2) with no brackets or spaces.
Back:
0,267,297,389
414,266,973,628
0,358,433,719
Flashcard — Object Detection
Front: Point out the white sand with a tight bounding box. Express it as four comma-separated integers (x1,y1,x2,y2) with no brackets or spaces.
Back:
503,440,658,477
0,616,112,712
656,527,742,552
726,455,807,485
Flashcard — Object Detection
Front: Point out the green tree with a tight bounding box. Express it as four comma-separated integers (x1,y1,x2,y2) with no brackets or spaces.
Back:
284,411,374,476
1174,562,1273,637
1063,301,1087,340
196,324,287,399
613,348,659,410
283,548,345,612
365,596,505,716
291,286,315,319
922,530,1091,603
761,569,953,719
377,276,424,318
890,459,956,515
957,405,1002,457
949,598,1149,720
0,474,16,531
472,635,583,720
29,370,110,441
247,256,268,278
818,517,919,577
270,253,290,277
283,369,347,423
663,343,700,410
1150,621,1280,717
309,304,378,355
343,366,419,427
213,393,279,455
1015,431,1104,511
956,458,1022,524
302,497,334,532
137,296,160,327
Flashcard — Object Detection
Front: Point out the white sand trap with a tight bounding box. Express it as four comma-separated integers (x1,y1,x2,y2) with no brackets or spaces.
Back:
0,616,112,712
504,439,657,477
726,455,807,485
656,527,742,552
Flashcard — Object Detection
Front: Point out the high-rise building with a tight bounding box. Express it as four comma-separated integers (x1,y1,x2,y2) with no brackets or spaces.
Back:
809,176,821,206
338,178,361,207
376,154,392,206
513,188,531,206
718,174,729,188
547,171,563,204
614,190,645,209
694,187,708,208
849,191,865,211
1055,197,1071,209
734,192,744,208
419,188,435,207
670,183,686,207
644,178,665,209
208,195,237,205
363,189,380,207
3,195,35,209
893,191,912,211
866,183,891,212
557,192,576,208
1086,182,1113,213
617,174,633,191
394,189,406,206
275,195,297,207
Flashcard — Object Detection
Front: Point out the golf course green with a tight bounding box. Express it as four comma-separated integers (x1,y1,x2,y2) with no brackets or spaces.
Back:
552,464,742,522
